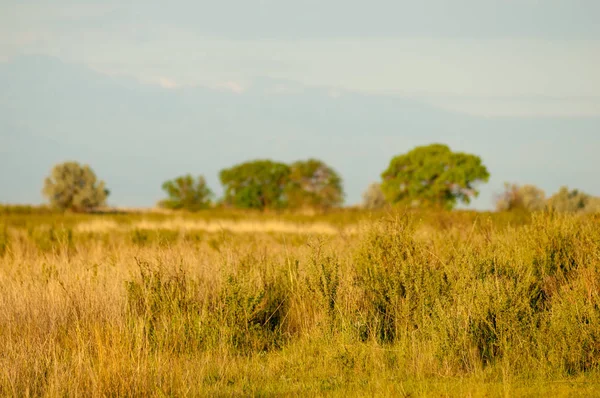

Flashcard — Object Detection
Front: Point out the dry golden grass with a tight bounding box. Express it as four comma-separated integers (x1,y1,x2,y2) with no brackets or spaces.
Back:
73,217,358,235
0,210,599,396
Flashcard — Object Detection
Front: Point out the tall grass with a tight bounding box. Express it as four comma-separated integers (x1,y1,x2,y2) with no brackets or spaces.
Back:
0,211,598,396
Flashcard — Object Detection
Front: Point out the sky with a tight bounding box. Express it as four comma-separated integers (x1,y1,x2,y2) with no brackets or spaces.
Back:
1,0,599,209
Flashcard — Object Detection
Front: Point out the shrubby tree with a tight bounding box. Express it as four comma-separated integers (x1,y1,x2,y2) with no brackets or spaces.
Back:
286,159,344,210
362,183,387,210
159,174,213,211
42,161,109,212
219,160,291,210
547,187,599,214
496,183,546,212
381,143,490,210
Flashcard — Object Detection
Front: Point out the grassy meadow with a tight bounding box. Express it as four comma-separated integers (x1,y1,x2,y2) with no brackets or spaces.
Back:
0,208,599,396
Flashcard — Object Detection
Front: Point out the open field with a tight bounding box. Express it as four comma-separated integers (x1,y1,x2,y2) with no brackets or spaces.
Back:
0,209,599,396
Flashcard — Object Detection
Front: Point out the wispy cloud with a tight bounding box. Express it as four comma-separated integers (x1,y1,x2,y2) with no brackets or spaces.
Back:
1,1,599,117
431,96,600,118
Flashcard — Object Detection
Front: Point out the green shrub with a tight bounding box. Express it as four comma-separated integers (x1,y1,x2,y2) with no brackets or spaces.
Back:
27,225,74,253
354,216,440,344
125,256,291,355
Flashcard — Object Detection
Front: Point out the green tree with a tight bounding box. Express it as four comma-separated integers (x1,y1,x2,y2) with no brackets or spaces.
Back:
42,161,109,212
381,143,490,210
286,159,344,210
362,182,387,210
159,174,213,211
496,183,546,212
219,160,291,210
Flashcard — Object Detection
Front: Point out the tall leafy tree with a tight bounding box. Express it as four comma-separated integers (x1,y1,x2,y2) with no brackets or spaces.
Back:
42,161,109,212
159,174,213,211
381,143,490,210
286,159,344,210
219,160,291,210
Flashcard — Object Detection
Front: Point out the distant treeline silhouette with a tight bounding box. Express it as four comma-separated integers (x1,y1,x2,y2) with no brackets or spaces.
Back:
38,143,599,214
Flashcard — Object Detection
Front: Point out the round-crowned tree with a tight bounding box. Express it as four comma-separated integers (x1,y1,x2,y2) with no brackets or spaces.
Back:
42,161,109,212
219,160,291,210
381,143,490,210
159,174,213,211
286,159,344,211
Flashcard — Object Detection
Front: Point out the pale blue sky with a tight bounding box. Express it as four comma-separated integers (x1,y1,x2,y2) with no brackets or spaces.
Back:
1,0,599,208
2,0,600,116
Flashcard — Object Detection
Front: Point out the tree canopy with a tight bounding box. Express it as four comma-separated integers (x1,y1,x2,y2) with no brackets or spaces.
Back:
286,159,344,210
381,143,490,210
42,161,109,212
159,174,213,211
219,160,291,210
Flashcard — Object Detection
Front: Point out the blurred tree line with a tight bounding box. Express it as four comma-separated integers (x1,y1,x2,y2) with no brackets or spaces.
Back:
40,143,599,214
495,184,600,214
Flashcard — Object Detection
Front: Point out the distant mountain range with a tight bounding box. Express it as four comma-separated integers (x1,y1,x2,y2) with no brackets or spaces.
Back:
1,55,598,208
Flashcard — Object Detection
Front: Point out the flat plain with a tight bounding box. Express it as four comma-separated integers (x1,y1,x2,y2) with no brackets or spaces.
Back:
1,209,599,397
